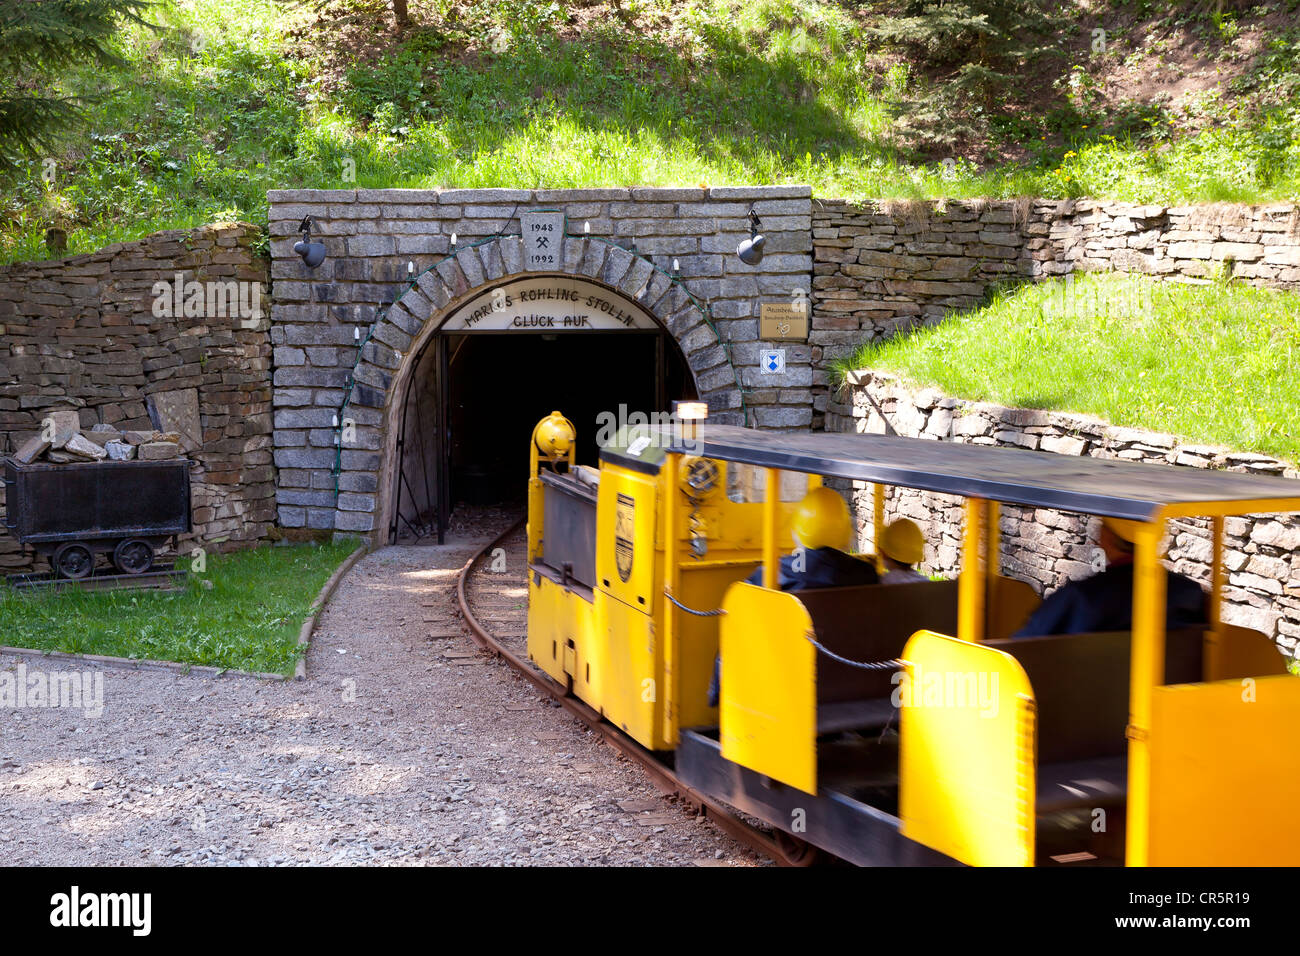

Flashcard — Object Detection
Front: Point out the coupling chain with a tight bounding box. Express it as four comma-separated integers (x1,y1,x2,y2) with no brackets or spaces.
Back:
803,635,905,671
663,589,908,672
663,590,727,617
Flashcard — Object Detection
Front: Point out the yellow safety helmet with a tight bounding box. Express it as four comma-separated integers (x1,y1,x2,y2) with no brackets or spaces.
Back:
790,486,852,551
880,518,924,565
534,410,575,460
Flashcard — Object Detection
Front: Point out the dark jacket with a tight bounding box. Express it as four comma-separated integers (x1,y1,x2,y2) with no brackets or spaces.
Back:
744,547,880,592
708,549,879,706
1012,562,1207,638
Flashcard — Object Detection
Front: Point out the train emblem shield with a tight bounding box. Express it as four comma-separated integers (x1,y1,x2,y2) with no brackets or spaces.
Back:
615,492,635,582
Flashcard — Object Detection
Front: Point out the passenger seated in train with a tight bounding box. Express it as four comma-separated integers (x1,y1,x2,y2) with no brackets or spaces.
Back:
744,486,879,591
878,519,928,584
1012,517,1208,637
709,487,876,706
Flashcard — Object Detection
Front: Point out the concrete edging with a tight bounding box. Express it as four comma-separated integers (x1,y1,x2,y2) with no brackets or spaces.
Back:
293,544,368,682
0,643,287,682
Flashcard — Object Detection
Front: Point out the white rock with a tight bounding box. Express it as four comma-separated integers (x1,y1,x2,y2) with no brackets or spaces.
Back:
64,433,107,460
105,440,136,461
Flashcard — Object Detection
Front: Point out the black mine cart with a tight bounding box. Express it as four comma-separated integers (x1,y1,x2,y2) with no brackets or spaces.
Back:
3,457,192,579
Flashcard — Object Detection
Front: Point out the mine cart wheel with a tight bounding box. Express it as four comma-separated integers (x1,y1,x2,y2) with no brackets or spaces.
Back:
112,538,155,575
773,829,820,867
53,542,95,580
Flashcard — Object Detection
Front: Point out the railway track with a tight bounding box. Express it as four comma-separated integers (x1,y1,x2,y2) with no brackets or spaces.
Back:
5,563,187,594
456,516,817,867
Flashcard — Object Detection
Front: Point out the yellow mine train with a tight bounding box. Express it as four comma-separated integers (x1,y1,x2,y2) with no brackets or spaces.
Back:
524,408,1300,866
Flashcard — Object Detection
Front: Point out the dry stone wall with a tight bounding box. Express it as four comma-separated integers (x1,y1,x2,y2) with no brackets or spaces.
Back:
0,224,275,571
828,369,1300,654
811,198,1300,425
3,190,1297,562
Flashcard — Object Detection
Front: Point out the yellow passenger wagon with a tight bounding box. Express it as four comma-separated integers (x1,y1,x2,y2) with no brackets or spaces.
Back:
525,410,1300,866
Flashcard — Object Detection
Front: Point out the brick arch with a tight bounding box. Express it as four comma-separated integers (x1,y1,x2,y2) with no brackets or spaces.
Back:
332,234,741,538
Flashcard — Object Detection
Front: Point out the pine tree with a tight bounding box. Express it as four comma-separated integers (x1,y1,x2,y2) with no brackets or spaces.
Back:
0,0,154,168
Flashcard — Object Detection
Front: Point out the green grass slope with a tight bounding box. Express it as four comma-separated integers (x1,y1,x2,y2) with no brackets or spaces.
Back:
2,0,1299,263
833,272,1300,464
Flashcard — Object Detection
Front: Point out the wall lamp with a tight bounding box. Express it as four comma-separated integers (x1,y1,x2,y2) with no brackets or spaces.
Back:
736,209,765,266
294,216,327,269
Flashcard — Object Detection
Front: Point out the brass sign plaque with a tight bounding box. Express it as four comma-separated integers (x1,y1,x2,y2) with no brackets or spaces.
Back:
759,302,809,341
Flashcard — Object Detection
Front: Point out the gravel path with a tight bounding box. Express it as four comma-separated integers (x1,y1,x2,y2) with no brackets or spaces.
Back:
0,531,765,866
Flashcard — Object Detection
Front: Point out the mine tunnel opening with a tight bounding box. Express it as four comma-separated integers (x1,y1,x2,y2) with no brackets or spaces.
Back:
390,327,697,543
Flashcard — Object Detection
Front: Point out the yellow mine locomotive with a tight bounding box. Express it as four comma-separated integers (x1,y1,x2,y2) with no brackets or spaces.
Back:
524,408,1300,866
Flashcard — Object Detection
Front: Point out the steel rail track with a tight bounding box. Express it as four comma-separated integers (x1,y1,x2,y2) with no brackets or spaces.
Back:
6,564,187,594
455,516,816,867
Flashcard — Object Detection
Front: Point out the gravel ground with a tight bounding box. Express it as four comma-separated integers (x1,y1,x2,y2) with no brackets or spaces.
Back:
0,529,765,866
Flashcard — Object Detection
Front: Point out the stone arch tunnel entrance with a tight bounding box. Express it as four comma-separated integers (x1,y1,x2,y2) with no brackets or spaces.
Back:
268,188,814,542
387,274,697,543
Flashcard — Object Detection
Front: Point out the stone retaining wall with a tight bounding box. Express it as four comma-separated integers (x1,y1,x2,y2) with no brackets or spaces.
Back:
828,369,1300,653
0,224,275,571
811,199,1300,419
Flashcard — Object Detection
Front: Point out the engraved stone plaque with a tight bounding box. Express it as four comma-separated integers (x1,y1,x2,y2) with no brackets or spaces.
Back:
521,210,565,271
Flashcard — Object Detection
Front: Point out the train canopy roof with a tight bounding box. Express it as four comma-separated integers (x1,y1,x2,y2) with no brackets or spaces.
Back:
665,425,1300,522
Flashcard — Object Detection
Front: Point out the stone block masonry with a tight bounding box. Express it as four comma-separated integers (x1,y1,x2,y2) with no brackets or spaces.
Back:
267,187,814,533
0,224,275,571
4,189,1297,553
829,369,1300,655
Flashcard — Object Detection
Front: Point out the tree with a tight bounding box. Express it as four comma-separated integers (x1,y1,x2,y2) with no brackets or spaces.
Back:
866,0,1068,150
393,0,409,31
868,0,1066,101
0,0,153,169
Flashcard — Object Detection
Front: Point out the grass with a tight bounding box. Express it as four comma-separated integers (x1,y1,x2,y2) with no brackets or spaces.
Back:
2,0,1299,264
832,272,1300,465
0,540,356,675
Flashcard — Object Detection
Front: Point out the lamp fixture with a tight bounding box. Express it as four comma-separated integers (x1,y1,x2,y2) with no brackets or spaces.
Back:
673,399,709,447
736,209,765,266
293,216,327,269
673,400,709,422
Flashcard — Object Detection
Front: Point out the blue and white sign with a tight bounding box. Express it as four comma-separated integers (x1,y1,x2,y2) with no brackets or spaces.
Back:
760,348,786,375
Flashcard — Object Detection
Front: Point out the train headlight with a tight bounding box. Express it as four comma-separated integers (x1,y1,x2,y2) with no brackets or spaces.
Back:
534,410,576,461
673,400,708,421
673,399,708,445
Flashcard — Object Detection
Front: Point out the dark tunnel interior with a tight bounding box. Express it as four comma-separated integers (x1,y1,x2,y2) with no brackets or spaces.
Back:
392,330,697,537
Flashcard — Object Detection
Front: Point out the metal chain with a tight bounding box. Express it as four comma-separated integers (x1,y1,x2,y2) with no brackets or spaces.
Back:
803,634,904,671
663,591,727,617
662,589,907,672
